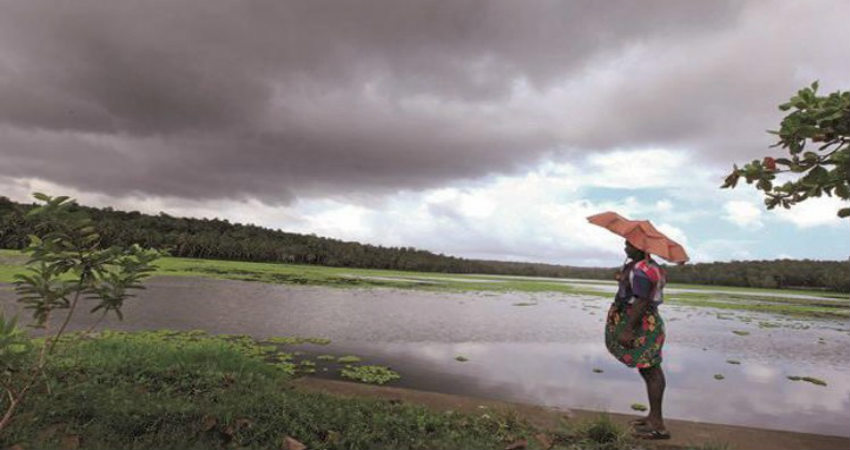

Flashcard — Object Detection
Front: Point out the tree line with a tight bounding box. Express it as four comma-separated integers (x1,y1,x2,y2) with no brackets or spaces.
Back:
0,196,847,292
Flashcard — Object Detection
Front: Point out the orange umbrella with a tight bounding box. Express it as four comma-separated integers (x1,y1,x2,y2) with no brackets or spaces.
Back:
587,211,689,264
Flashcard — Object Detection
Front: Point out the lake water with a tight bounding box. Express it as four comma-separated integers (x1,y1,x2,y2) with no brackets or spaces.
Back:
1,276,848,437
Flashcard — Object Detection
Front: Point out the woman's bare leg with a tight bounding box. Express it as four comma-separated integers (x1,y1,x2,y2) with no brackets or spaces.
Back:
638,366,666,430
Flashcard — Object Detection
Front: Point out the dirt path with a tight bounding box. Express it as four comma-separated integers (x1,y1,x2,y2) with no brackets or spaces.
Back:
294,378,849,450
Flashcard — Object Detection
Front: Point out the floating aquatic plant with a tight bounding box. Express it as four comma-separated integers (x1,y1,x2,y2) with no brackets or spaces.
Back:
265,336,332,346
787,375,827,386
340,365,400,385
337,355,362,363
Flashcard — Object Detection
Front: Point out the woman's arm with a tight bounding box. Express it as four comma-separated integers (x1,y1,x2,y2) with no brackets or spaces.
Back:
618,296,651,348
617,270,655,348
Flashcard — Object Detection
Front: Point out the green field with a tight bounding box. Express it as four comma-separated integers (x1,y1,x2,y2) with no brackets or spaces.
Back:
1,249,846,319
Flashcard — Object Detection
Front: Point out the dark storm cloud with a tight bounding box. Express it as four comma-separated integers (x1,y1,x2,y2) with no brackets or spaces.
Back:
1,0,847,203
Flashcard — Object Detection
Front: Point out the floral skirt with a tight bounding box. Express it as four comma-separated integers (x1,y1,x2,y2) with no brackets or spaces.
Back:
605,302,665,369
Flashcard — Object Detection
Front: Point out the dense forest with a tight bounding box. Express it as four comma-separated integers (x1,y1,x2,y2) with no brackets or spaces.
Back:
1,196,847,292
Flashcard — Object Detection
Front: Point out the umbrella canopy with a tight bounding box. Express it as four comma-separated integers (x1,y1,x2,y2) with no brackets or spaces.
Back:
587,211,689,264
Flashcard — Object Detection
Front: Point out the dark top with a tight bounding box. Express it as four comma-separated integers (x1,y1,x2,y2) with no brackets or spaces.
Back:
614,259,662,308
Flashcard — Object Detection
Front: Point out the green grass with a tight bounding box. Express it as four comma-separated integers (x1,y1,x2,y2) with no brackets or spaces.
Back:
562,414,635,450
2,330,632,450
666,292,849,319
662,281,847,298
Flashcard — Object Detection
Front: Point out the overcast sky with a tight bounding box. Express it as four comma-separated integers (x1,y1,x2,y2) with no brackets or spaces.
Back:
1,0,848,266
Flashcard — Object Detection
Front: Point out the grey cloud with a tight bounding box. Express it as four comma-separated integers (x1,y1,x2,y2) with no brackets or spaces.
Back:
3,0,846,204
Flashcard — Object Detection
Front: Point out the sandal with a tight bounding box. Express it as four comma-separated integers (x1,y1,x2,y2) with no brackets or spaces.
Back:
632,429,671,440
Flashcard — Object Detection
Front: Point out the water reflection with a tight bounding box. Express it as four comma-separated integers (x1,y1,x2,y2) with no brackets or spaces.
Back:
308,340,850,437
1,276,848,436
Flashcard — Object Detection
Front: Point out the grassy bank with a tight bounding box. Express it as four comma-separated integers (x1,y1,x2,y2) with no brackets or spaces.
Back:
1,249,846,319
0,330,635,450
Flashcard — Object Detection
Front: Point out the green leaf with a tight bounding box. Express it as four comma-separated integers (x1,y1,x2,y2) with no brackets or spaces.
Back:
25,206,46,217
721,171,740,188
51,195,71,206
811,166,829,182
835,182,850,199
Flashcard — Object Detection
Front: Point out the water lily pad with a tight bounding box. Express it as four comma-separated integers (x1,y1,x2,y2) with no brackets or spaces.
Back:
714,374,725,380
592,368,603,373
802,376,827,386
455,356,469,362
337,355,361,363
732,330,750,336
630,403,647,412
725,359,741,365
786,375,826,386
339,365,400,385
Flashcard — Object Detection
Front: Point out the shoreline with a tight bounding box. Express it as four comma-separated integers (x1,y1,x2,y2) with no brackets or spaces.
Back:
294,377,850,449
